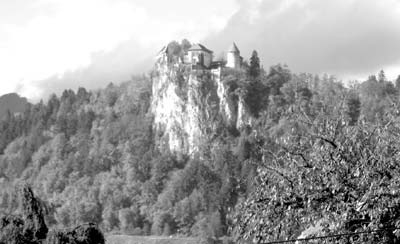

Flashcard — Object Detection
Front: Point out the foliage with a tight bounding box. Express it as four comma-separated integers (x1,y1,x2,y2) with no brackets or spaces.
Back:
242,79,269,117
233,87,400,243
345,93,361,125
249,50,261,78
1,55,400,243
395,75,400,91
0,71,245,237
46,223,105,244
165,39,192,62
0,215,30,244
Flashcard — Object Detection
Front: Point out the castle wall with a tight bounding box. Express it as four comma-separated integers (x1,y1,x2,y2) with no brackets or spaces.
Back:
226,52,240,68
203,53,212,68
187,51,212,68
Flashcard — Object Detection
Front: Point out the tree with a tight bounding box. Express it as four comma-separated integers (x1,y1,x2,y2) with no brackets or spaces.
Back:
243,79,269,117
103,83,119,107
368,75,377,82
233,103,400,244
167,41,182,58
118,207,141,233
265,64,291,96
181,39,192,52
395,75,400,92
151,212,173,235
378,70,386,83
76,87,90,105
249,50,260,78
346,93,361,125
101,206,119,232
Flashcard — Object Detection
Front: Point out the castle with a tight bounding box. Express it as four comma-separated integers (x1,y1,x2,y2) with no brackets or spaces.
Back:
156,42,243,70
152,42,252,155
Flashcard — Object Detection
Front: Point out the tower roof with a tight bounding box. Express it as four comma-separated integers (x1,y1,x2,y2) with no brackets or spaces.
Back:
188,43,213,53
228,42,240,53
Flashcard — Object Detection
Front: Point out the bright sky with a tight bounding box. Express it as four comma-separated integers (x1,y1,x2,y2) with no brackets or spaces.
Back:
1,0,400,101
0,0,238,100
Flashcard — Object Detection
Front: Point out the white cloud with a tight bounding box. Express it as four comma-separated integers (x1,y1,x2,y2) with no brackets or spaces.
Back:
206,0,400,81
3,0,400,100
0,0,149,99
0,0,239,100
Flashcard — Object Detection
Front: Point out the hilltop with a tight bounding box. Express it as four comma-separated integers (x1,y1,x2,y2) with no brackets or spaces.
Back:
0,93,29,119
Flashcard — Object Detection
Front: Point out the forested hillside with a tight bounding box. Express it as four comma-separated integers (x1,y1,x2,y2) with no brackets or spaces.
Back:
1,41,400,243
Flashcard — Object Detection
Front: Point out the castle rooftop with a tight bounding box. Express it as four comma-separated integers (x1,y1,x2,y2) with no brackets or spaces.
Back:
188,43,213,53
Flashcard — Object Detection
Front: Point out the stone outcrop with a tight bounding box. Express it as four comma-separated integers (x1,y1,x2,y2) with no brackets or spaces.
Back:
0,185,105,244
0,184,48,244
151,59,253,156
216,74,238,128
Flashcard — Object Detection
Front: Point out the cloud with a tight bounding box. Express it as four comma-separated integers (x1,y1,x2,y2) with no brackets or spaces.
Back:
10,0,400,100
206,0,400,80
1,0,150,99
0,0,238,100
19,38,155,100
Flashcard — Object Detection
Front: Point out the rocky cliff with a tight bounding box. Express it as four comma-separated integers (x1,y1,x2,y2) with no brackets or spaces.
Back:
151,59,253,156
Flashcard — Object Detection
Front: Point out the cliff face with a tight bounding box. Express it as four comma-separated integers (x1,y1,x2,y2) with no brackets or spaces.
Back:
151,61,252,155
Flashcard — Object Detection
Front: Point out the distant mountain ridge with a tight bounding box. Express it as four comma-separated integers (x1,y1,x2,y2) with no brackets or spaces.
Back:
0,93,29,119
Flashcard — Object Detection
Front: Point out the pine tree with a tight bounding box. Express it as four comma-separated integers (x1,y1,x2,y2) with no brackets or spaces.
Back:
249,50,260,78
368,75,377,82
346,94,361,125
378,70,386,83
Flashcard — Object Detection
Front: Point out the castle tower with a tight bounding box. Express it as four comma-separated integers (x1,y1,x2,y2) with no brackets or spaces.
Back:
226,42,241,68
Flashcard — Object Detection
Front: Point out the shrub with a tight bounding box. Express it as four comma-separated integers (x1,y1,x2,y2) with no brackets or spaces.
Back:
46,223,105,244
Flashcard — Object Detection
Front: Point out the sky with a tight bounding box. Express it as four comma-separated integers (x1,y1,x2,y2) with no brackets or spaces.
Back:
0,0,400,101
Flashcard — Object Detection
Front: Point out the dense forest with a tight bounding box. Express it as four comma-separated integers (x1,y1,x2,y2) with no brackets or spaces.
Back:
1,40,400,243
